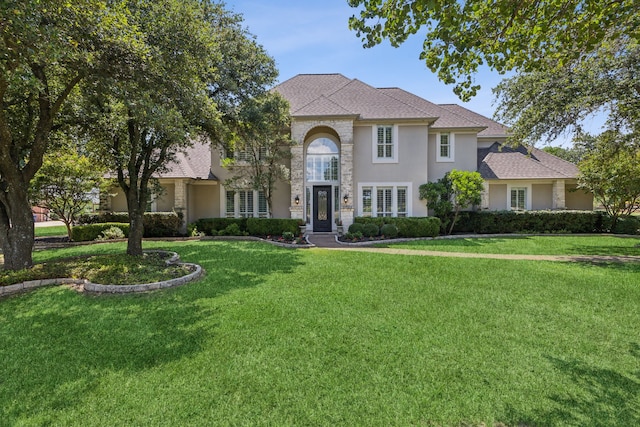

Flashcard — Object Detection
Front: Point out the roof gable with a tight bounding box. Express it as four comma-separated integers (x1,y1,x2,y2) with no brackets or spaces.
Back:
438,104,508,137
478,143,578,180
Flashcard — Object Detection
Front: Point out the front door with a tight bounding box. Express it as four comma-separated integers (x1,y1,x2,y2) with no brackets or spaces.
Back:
313,186,332,232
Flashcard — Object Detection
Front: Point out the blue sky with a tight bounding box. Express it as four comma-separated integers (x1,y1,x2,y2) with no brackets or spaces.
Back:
225,0,601,146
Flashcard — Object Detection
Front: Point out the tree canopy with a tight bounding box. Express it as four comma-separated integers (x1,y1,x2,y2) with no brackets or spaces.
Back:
223,92,292,217
0,0,142,269
348,0,639,100
29,150,103,239
494,39,640,144
576,131,640,229
82,0,277,256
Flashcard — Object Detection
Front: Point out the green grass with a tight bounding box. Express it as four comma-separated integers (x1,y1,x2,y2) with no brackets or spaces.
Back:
35,225,68,237
380,235,640,256
1,240,639,426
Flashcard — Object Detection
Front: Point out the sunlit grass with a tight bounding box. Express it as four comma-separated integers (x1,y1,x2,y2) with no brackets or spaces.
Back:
34,225,68,237
381,235,640,256
1,240,639,426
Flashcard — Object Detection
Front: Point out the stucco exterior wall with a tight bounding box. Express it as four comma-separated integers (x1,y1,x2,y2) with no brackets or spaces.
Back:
488,183,507,210
156,183,175,212
531,184,553,210
427,132,478,182
565,184,594,210
189,184,218,222
352,124,429,217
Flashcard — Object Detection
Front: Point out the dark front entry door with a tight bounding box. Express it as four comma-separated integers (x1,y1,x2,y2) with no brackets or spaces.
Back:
313,186,332,232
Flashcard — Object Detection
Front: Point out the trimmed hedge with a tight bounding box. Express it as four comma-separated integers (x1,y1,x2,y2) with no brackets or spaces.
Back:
71,223,130,242
77,212,182,237
195,217,301,237
354,217,440,238
246,218,301,236
451,210,640,235
195,218,247,236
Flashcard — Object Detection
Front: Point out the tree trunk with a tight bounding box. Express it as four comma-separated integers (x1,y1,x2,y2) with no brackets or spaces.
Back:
0,188,35,270
127,208,145,256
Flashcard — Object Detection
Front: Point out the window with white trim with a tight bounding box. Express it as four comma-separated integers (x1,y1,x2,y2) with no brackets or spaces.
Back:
306,138,339,182
436,132,454,162
377,187,393,217
510,187,527,211
362,187,372,217
226,189,268,218
397,187,407,217
372,125,398,163
359,184,410,217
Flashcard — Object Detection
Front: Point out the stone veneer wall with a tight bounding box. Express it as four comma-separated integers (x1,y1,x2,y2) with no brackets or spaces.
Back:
290,118,356,228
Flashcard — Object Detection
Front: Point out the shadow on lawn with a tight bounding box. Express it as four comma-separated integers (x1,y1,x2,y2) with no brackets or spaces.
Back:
0,240,303,424
505,343,640,426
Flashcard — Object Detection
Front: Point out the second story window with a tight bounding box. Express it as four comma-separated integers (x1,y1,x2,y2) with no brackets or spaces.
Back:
372,125,398,163
437,132,454,162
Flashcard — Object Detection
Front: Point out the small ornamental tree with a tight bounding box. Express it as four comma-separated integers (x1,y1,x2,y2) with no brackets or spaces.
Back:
447,169,484,235
29,151,104,239
419,176,452,234
420,169,484,234
577,131,640,230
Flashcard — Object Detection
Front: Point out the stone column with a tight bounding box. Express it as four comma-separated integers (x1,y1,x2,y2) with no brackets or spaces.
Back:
552,179,566,210
340,141,355,228
289,144,304,220
174,179,188,233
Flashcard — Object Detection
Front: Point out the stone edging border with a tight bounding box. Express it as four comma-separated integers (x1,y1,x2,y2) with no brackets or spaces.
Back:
0,250,203,298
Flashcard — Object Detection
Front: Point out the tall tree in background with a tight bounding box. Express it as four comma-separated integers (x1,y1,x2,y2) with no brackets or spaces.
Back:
348,0,639,101
83,0,277,256
576,131,640,230
0,0,140,269
223,92,292,217
494,40,640,145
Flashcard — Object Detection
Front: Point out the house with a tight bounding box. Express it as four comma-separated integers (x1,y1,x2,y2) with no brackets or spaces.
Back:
102,73,593,232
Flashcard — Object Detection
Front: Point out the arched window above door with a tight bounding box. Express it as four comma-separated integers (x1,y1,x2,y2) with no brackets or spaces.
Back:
306,138,339,182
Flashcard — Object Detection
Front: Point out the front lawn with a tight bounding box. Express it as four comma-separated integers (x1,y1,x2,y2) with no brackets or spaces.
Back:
1,240,639,426
380,235,640,256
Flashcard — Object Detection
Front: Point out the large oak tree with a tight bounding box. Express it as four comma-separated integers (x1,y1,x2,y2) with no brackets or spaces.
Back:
83,0,278,256
0,0,141,269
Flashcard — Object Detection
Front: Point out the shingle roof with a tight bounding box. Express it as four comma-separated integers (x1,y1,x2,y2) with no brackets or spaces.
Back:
438,104,509,137
274,74,487,125
379,88,481,128
478,142,578,180
159,140,217,180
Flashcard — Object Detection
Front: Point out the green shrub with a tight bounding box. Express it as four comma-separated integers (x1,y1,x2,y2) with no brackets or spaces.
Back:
610,216,640,235
71,223,130,242
394,217,440,238
281,231,295,241
95,226,126,241
195,218,247,236
219,223,243,236
344,231,363,240
348,223,365,234
362,223,380,237
246,218,300,236
380,223,399,238
451,211,606,234
77,212,182,237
